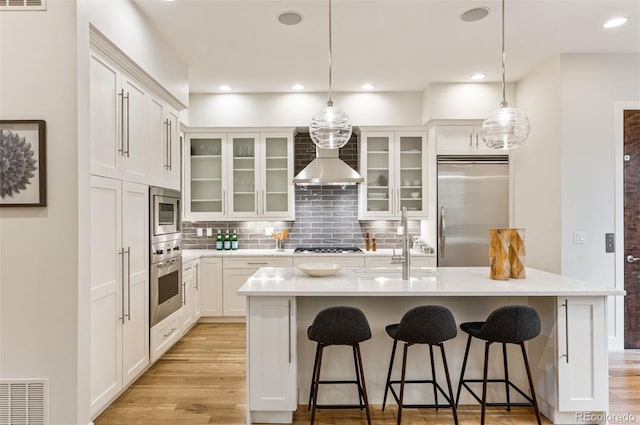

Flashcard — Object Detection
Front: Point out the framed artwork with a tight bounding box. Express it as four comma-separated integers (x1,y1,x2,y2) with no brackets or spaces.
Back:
0,120,47,207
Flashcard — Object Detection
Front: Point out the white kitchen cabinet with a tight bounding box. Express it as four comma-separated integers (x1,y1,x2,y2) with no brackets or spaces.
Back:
222,257,293,316
183,129,295,221
90,50,148,185
89,176,149,416
201,257,223,317
147,94,180,191
358,129,428,219
436,123,495,155
150,308,182,363
180,260,197,331
248,296,297,420
556,296,607,412
364,254,436,268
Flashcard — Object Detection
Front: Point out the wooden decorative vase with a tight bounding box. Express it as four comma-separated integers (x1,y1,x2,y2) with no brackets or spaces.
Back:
489,229,510,280
508,228,526,279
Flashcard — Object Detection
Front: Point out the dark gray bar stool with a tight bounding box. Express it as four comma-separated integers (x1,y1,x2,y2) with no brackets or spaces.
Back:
455,305,542,425
382,305,459,425
307,306,372,425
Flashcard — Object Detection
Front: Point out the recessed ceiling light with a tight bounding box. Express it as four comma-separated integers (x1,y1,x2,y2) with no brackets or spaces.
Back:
278,11,303,26
460,7,490,22
361,83,375,90
291,83,305,91
218,85,231,92
470,73,487,80
603,17,629,29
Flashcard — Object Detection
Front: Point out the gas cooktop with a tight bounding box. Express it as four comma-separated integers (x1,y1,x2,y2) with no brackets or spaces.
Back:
294,247,363,254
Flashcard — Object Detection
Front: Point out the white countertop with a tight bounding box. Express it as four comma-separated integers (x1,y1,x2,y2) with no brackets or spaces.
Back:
182,248,434,263
237,266,624,297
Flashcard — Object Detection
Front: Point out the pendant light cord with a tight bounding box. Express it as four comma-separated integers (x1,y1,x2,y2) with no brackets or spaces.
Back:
327,0,334,106
500,0,507,108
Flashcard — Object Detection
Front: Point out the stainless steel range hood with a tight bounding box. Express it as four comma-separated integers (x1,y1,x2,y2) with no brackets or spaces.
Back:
293,147,364,185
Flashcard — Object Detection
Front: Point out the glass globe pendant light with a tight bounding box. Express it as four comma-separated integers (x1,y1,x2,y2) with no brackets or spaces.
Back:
309,0,352,149
481,0,530,150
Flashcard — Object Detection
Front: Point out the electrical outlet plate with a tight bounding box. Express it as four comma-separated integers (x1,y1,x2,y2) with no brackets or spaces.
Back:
196,228,203,237
206,228,213,237
605,233,615,253
265,227,274,236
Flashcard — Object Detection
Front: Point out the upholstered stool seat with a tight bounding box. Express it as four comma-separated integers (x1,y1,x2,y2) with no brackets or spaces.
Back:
307,306,372,425
382,305,459,425
455,305,542,425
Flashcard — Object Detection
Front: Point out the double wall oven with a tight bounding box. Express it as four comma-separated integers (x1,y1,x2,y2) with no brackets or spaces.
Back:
150,186,182,326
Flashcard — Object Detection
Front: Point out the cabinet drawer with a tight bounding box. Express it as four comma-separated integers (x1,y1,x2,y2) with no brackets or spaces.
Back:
293,255,365,268
365,255,436,268
150,310,182,362
223,256,293,269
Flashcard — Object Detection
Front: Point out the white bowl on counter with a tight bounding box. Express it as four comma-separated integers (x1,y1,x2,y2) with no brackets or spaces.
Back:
296,263,342,277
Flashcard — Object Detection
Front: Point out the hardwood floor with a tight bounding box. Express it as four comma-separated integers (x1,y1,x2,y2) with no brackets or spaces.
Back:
95,323,640,425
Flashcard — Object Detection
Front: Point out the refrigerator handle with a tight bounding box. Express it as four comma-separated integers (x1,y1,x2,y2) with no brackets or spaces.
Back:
439,207,446,258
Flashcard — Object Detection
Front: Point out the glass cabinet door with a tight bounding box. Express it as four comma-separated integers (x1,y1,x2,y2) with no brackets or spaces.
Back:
229,134,258,216
187,135,225,216
363,133,393,216
397,134,424,215
262,134,292,216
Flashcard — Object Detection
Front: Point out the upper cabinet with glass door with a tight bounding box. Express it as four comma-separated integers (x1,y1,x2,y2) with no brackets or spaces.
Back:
359,128,428,220
183,129,295,221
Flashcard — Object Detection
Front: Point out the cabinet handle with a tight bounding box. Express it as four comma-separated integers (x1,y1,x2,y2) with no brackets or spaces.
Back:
126,247,131,320
124,91,130,157
118,248,125,323
288,299,292,364
168,119,172,170
469,133,473,150
163,327,178,338
194,264,198,290
117,89,125,155
246,262,268,266
475,133,479,150
184,265,192,271
561,299,569,364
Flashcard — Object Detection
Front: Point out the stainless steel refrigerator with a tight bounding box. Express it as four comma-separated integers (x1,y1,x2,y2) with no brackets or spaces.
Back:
437,155,509,266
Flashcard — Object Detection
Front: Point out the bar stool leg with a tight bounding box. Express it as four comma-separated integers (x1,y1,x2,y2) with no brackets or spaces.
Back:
352,345,364,411
397,343,409,425
382,339,398,411
480,341,492,425
502,343,511,412
308,343,321,411
354,343,372,425
520,342,542,425
428,344,439,411
439,343,459,425
310,344,324,425
455,334,472,407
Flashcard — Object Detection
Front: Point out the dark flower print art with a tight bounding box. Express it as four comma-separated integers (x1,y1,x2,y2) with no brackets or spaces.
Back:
0,129,38,199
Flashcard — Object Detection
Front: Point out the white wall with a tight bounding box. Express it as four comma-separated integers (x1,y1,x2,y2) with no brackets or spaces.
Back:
512,57,562,273
85,0,189,107
189,92,424,127
0,2,80,424
560,54,640,284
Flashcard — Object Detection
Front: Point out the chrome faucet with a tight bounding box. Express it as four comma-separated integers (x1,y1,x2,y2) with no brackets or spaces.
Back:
391,206,411,280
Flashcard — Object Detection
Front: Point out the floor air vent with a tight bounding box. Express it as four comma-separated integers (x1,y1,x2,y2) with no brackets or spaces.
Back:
0,380,48,425
0,0,46,11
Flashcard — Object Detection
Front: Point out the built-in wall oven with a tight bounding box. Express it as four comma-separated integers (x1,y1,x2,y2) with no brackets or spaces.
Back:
149,186,182,326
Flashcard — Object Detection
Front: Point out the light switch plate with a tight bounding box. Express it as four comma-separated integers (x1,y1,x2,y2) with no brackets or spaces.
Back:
573,231,585,244
605,233,615,253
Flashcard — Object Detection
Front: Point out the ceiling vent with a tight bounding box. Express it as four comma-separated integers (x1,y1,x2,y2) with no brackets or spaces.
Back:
0,380,48,425
0,0,46,11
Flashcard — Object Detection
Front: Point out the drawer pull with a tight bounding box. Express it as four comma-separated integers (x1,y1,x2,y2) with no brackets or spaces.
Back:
246,262,268,266
163,327,178,338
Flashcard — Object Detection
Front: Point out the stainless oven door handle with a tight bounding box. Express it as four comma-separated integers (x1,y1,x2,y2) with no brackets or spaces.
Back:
157,258,178,268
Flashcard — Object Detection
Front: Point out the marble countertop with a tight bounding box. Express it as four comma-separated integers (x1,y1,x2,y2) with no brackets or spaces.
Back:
182,248,435,263
237,266,625,297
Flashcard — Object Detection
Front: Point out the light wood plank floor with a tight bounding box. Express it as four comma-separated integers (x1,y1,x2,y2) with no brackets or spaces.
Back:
95,323,640,425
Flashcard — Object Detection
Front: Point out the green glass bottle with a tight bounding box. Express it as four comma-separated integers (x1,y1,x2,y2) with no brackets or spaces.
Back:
231,229,238,250
223,229,231,250
216,229,223,250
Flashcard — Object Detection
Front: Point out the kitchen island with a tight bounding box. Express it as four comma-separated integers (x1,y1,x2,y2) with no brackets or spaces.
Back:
238,267,624,425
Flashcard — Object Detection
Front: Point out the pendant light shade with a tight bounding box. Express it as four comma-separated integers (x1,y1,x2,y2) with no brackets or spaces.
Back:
481,0,530,150
309,0,352,150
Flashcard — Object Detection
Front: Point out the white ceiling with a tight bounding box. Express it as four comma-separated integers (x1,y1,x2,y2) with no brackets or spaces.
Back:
133,0,640,94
